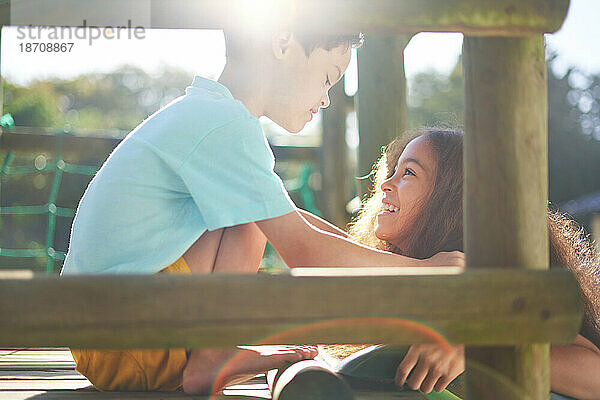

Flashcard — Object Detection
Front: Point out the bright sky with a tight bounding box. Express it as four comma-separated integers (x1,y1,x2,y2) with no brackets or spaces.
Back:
1,0,598,88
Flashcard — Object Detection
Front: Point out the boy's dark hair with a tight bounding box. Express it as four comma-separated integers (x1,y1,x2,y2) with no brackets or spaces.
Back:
223,30,364,58
294,33,365,56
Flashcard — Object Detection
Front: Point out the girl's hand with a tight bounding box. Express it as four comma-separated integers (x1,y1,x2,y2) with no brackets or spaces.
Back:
395,343,465,394
550,334,600,399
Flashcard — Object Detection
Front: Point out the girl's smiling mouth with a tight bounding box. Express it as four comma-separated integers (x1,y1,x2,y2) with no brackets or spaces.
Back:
378,201,400,216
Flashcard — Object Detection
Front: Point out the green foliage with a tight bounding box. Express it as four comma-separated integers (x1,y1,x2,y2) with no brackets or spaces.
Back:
408,58,464,129
2,65,191,132
405,53,600,229
1,66,193,270
4,82,60,127
547,61,600,228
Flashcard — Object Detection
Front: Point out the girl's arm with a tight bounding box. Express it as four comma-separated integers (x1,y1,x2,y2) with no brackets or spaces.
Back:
550,334,600,400
297,209,348,238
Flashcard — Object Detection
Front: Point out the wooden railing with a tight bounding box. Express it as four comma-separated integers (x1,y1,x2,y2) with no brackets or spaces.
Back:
0,127,320,163
0,269,581,349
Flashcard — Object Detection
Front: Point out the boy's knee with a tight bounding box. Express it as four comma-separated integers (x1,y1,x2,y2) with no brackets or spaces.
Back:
182,348,232,394
182,367,212,395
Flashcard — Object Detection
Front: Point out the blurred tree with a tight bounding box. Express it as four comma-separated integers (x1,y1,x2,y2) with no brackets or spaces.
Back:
547,59,600,228
408,57,464,129
2,65,191,132
405,53,600,230
548,60,600,199
4,81,60,127
1,66,193,271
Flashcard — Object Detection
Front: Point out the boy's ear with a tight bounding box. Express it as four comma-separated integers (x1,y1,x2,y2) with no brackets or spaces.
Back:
272,32,294,60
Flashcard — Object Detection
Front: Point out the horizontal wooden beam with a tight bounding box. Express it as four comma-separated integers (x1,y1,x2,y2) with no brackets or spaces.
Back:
0,269,581,348
0,129,318,163
0,129,120,160
2,0,569,35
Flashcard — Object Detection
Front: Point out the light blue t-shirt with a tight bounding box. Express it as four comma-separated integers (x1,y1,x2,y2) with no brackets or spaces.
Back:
62,76,295,275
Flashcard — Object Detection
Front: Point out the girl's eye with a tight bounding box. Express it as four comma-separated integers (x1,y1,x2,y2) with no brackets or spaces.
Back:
403,168,415,177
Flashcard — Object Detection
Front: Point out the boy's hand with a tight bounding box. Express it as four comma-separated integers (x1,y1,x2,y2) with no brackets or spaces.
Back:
395,343,465,394
423,251,465,268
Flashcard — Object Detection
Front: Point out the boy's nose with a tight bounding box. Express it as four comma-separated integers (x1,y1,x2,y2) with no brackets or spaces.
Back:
320,93,331,109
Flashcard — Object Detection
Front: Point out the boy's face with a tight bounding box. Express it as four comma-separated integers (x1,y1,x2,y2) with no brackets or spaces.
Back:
267,36,351,133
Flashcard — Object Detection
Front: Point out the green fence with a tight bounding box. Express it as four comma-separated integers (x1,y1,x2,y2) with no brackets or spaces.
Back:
0,128,99,273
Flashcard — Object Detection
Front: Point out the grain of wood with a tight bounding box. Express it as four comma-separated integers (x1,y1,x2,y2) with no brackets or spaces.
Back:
0,391,230,400
0,347,433,398
0,370,86,379
0,270,581,348
3,0,569,35
0,350,75,364
463,35,551,400
0,379,91,390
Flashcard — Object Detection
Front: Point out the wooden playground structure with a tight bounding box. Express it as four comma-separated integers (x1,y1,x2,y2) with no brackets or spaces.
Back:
0,0,581,399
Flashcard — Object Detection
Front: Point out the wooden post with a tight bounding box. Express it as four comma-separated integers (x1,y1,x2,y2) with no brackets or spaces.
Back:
463,36,550,399
592,213,600,254
356,34,410,197
320,81,351,227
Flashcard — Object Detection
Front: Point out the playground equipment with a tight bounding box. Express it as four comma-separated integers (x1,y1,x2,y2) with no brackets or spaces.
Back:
0,1,577,399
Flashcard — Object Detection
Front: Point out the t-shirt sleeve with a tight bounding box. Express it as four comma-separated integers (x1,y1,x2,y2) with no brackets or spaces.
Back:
177,116,296,230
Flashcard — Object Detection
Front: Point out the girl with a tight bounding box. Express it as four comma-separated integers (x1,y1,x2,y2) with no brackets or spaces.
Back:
344,129,600,399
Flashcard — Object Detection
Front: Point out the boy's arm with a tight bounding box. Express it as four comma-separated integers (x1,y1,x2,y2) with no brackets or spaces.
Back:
297,209,348,238
550,334,600,400
256,211,463,268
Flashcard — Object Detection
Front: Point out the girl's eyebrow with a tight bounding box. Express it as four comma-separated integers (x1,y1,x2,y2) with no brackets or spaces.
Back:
400,157,428,173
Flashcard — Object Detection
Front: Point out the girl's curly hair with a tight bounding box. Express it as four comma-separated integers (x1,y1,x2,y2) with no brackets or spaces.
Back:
348,128,600,347
348,129,463,259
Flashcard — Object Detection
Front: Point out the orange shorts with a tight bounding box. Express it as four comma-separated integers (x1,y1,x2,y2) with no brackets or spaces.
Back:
70,257,190,391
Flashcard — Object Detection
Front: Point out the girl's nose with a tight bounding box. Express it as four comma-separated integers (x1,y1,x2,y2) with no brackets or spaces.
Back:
381,178,393,192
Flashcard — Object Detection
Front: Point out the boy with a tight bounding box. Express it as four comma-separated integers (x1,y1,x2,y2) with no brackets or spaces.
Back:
62,29,464,394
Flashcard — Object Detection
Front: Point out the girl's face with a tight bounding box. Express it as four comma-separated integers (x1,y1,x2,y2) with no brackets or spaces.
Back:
374,136,437,249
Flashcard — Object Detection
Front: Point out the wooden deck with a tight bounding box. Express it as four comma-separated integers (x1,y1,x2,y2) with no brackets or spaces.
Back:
0,348,426,399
